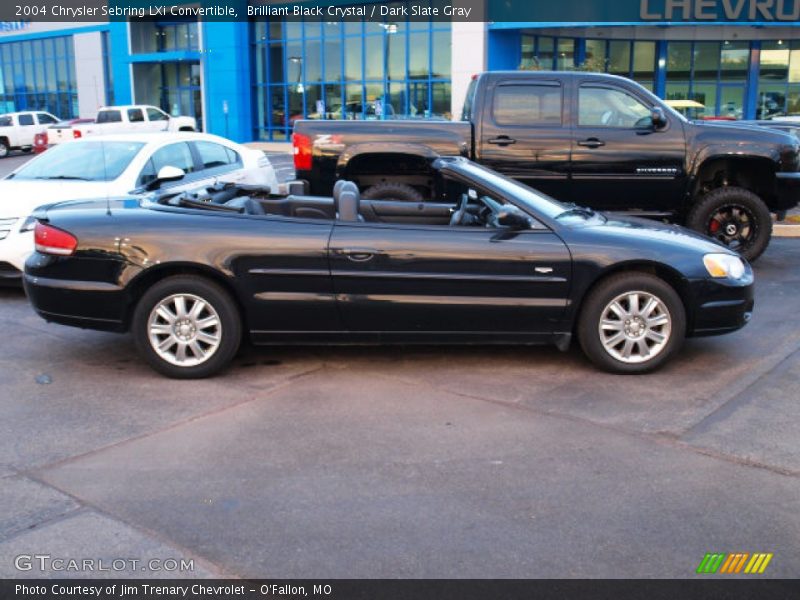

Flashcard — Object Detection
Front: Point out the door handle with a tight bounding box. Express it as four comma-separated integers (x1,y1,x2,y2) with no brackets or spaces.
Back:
339,248,378,262
577,138,605,148
488,136,517,146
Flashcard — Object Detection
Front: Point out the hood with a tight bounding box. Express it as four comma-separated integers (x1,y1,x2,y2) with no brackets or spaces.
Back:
573,213,732,256
689,119,798,146
0,179,113,218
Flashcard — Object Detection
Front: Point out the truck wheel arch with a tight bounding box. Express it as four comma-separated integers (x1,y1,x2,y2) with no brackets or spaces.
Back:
690,152,777,202
337,144,440,197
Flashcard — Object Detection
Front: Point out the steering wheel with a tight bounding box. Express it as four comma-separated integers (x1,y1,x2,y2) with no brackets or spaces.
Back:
449,192,471,226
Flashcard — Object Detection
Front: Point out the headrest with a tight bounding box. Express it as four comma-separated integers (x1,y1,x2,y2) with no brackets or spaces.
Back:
337,188,360,222
333,180,347,203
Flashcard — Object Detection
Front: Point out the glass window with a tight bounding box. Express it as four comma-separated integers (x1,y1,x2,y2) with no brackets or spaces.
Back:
0,116,12,127
150,142,195,175
409,32,429,79
127,108,144,123
37,113,57,124
721,41,749,81
344,37,363,81
432,31,450,79
537,37,554,69
195,141,239,169
388,31,406,81
608,41,631,75
585,40,607,71
521,34,536,69
11,141,145,181
18,114,34,126
556,39,575,70
632,42,656,83
147,107,168,121
579,86,651,128
694,43,720,80
96,110,121,123
364,36,383,80
493,84,562,126
760,41,790,81
667,42,692,82
324,38,342,81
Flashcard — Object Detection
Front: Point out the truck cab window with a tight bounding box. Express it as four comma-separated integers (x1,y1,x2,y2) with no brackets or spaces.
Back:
18,114,34,126
579,86,652,128
492,84,562,126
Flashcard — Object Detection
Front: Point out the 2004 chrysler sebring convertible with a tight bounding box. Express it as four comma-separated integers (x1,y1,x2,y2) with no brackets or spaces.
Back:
23,157,754,378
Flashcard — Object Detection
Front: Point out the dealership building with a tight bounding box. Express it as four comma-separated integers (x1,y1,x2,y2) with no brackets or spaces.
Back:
0,1,798,142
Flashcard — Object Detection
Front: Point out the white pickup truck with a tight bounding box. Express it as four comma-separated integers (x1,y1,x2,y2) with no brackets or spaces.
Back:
0,111,60,158
47,105,197,145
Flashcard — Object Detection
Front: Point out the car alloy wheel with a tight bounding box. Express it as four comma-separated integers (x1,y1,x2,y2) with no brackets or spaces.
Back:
598,290,672,364
147,293,222,367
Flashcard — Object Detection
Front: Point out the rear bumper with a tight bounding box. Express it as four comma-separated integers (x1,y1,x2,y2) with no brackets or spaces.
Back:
687,274,755,336
23,272,128,333
775,171,800,211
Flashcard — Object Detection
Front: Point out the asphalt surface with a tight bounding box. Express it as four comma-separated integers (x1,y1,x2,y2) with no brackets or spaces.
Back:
1,152,799,579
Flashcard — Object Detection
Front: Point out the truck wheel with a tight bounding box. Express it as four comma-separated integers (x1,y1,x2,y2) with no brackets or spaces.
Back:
0,140,9,158
132,276,242,379
578,272,686,374
362,182,424,202
21,147,32,154
686,187,771,262
179,127,195,132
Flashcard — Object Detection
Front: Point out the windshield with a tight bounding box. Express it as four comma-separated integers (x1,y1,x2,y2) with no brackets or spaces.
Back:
452,160,571,220
9,141,145,181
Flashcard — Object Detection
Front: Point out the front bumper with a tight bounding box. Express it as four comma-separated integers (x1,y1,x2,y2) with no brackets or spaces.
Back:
687,271,755,336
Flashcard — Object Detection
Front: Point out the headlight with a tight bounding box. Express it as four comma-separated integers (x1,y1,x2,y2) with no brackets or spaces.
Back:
19,216,36,232
703,253,746,279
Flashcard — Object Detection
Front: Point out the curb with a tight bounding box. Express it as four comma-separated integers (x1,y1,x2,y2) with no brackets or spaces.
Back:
774,223,800,238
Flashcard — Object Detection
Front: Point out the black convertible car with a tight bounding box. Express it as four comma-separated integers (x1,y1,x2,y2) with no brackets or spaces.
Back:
24,157,754,378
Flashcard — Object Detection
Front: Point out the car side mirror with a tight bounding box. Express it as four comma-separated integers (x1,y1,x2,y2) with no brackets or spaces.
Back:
651,106,667,129
496,207,531,229
147,165,184,191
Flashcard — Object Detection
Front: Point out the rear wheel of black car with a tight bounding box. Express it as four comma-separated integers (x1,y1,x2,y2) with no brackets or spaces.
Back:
362,182,424,202
686,187,771,262
578,272,686,374
132,276,241,379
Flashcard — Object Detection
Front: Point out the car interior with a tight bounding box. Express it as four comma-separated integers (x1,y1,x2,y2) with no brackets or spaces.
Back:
157,174,529,229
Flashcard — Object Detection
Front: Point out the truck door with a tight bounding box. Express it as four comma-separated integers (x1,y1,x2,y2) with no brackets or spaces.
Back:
569,81,686,212
16,113,36,146
477,78,571,201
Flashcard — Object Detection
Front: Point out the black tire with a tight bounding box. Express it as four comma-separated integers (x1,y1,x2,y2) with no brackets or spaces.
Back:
21,147,32,154
132,276,242,379
0,140,9,158
362,182,424,202
686,186,772,262
179,126,195,132
578,272,686,374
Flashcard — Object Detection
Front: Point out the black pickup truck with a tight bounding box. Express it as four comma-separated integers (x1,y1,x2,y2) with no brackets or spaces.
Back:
293,71,800,261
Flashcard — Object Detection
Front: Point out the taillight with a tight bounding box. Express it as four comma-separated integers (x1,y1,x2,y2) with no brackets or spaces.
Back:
292,132,312,171
72,129,82,139
34,222,77,256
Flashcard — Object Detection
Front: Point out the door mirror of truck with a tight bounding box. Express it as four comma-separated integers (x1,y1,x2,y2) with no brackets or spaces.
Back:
651,106,667,130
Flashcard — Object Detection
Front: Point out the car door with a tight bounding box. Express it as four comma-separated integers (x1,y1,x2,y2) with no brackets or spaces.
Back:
16,113,36,146
126,107,147,131
477,78,571,199
329,210,571,337
224,214,339,338
145,107,171,132
135,142,210,192
569,81,686,211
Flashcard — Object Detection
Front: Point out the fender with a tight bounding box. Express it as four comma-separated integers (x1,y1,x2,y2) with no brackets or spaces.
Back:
687,143,780,181
335,142,445,178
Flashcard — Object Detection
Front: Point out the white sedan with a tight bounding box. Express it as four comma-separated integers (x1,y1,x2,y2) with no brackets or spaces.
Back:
0,132,278,280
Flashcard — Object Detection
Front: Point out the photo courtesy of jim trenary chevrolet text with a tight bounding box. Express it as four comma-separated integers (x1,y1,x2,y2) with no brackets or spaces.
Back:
0,0,799,597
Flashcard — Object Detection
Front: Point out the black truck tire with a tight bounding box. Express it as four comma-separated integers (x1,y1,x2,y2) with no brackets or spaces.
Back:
0,139,9,158
362,182,424,202
686,186,772,262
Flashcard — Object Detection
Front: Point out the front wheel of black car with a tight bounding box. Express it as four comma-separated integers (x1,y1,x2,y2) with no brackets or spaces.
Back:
686,187,771,262
132,276,242,379
578,273,686,374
